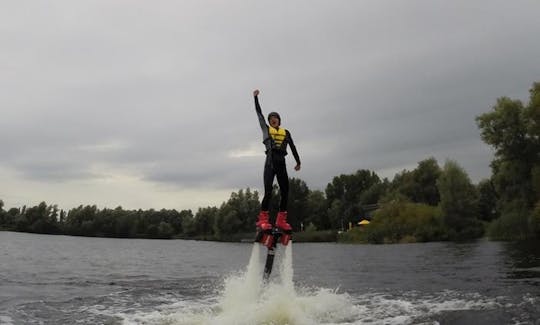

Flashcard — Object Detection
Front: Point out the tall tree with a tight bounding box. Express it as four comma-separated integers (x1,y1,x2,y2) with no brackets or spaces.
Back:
391,158,441,206
476,86,539,209
413,158,442,205
305,190,330,230
212,188,259,237
476,179,499,222
437,160,483,240
476,82,540,239
286,178,310,231
194,206,218,238
326,169,381,228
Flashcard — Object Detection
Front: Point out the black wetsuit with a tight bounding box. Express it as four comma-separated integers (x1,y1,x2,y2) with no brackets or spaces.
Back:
254,95,301,211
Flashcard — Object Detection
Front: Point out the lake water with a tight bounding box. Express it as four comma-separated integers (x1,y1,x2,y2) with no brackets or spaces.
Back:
1,231,539,324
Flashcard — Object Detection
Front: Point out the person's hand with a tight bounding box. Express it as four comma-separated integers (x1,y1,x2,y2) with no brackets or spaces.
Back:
253,89,260,97
294,164,301,171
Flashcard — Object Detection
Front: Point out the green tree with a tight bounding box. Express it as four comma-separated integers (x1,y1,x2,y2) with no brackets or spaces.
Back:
326,169,381,229
213,207,238,239
65,205,99,236
359,179,389,207
305,190,330,230
214,188,259,235
359,199,444,244
93,208,115,237
390,169,415,201
413,158,442,205
16,202,61,234
488,199,531,240
181,214,196,237
476,82,540,239
327,199,344,230
167,209,190,235
391,158,441,206
115,213,133,238
4,208,19,229
286,178,310,231
476,89,538,209
175,209,193,236
477,179,499,222
194,206,218,238
437,160,483,240
158,221,174,239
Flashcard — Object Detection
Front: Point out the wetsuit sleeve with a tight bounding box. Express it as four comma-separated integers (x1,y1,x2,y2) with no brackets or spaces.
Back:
254,96,268,137
286,130,301,166
254,95,272,151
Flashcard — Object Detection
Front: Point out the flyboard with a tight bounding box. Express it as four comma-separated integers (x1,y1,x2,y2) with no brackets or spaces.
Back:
254,224,292,280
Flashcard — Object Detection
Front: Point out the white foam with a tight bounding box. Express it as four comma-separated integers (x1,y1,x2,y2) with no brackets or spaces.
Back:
114,243,507,325
203,242,364,325
118,288,506,325
117,242,361,325
0,315,14,325
279,241,294,289
219,243,263,313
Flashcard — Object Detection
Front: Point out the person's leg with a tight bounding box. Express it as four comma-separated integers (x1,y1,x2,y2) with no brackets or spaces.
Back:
261,160,275,211
257,159,275,230
275,163,291,231
276,164,289,211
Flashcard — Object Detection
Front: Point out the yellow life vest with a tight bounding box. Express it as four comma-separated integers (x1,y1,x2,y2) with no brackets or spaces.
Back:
269,126,286,148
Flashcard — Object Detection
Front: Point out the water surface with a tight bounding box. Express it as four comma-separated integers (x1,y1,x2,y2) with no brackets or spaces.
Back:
1,231,539,324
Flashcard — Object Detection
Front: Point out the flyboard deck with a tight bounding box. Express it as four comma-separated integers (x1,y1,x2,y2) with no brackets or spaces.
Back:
254,227,292,280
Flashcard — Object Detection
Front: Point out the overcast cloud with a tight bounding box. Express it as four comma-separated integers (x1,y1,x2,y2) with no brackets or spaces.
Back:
1,0,539,211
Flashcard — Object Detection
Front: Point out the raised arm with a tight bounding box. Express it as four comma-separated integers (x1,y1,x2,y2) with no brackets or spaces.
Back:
253,89,271,148
254,90,267,130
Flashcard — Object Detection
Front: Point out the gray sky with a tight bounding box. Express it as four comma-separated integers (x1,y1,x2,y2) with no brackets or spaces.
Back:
1,0,539,211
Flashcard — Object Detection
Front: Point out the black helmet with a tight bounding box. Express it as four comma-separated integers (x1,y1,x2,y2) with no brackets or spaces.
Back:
267,112,281,125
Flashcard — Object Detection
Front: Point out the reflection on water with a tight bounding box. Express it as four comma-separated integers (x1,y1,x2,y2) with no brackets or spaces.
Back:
503,240,540,282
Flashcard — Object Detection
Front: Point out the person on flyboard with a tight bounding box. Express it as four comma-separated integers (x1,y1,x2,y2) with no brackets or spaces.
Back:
253,89,301,245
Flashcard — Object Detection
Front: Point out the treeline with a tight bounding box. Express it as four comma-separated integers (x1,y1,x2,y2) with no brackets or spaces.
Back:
0,158,497,242
343,82,540,242
0,189,261,240
1,82,539,242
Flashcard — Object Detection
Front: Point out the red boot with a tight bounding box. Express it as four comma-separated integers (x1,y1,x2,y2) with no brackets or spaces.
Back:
275,211,292,232
256,211,272,231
